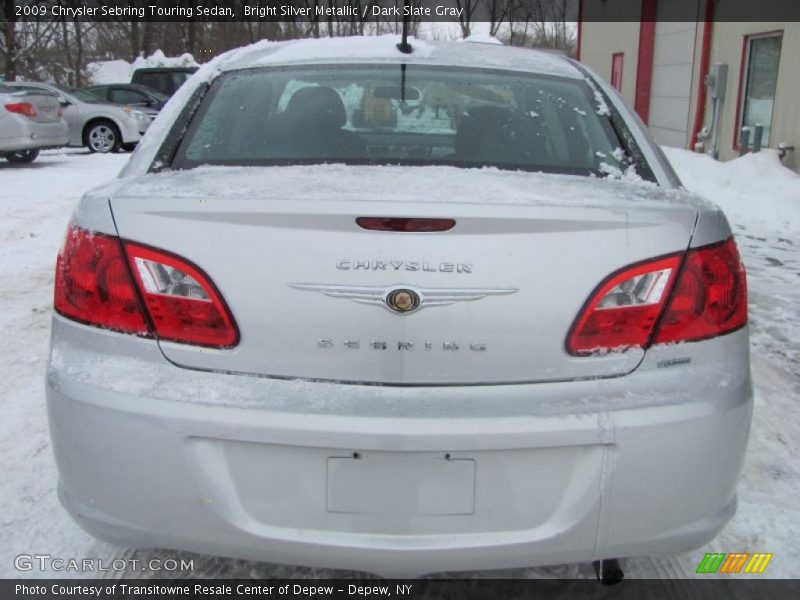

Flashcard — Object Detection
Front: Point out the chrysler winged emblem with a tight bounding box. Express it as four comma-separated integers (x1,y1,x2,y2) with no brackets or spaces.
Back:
289,283,518,315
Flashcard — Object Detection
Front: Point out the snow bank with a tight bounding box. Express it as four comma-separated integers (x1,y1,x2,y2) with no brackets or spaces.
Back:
86,50,199,85
663,147,800,239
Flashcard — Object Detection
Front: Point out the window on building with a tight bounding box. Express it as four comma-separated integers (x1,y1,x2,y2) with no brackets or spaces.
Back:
739,33,782,146
611,53,624,92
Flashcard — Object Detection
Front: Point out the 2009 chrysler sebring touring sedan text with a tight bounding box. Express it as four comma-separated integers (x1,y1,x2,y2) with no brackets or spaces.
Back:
46,36,751,578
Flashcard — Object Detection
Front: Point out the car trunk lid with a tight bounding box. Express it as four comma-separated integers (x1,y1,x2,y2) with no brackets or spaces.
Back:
13,91,62,123
109,165,698,385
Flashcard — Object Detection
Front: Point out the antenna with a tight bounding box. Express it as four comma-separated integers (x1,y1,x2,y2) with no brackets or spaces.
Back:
396,0,413,54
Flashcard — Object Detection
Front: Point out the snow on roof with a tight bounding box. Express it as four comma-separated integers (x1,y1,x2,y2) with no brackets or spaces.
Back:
222,35,582,79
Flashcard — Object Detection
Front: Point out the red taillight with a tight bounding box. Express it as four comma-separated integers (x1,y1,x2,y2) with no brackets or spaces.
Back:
356,217,456,232
567,237,747,355
54,225,238,348
54,227,151,336
567,255,681,355
124,242,239,348
653,238,747,344
5,102,37,117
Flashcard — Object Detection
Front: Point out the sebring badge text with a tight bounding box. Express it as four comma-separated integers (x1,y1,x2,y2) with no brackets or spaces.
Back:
318,339,487,352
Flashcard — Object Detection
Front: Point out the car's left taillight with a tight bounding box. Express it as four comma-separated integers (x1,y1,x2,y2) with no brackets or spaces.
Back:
54,225,238,348
54,226,151,336
5,102,37,118
124,241,239,348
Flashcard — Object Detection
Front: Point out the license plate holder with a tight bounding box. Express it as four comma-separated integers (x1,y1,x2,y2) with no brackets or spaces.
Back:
327,453,475,516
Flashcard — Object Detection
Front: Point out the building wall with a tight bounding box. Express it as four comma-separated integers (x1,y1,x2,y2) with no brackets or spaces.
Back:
579,21,642,107
648,20,698,147
693,22,800,170
579,0,799,172
579,0,644,108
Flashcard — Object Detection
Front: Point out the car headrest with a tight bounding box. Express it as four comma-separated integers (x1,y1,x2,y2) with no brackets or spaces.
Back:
285,86,347,129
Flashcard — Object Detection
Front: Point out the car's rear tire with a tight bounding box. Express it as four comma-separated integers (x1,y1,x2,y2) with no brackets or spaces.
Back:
3,149,39,163
85,121,121,153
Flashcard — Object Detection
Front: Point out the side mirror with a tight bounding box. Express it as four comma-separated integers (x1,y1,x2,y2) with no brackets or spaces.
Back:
57,96,71,106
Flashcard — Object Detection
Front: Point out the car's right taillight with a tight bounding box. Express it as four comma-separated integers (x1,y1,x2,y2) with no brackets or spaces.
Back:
54,224,238,348
5,102,37,117
652,237,747,345
567,237,747,355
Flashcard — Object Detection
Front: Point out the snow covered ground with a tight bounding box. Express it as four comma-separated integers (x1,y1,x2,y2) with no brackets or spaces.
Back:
0,147,797,579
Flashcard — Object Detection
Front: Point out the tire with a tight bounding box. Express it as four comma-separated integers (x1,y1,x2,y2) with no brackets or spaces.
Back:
85,121,121,153
3,149,39,163
121,142,137,152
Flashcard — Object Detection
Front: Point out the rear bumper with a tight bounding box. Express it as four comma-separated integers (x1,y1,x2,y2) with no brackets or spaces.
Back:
0,119,68,152
46,317,752,576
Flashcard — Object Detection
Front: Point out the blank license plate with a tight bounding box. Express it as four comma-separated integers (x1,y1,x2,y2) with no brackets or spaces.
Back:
327,453,475,516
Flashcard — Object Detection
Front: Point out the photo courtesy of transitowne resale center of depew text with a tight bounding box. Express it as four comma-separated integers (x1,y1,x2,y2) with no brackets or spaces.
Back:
1,0,800,599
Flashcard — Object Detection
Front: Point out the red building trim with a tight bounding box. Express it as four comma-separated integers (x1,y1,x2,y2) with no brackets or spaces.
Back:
634,0,657,123
690,2,715,150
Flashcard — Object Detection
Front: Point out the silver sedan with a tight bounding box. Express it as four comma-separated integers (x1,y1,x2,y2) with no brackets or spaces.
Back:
46,38,751,578
4,81,145,153
0,83,68,162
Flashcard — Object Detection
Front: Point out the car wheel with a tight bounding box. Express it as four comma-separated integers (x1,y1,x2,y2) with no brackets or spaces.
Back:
3,149,40,163
85,121,121,153
121,142,137,152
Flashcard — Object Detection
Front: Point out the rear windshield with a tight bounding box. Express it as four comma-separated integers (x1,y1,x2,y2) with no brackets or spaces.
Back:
174,65,627,176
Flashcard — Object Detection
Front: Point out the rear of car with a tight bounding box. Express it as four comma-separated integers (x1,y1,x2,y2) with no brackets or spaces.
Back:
46,40,751,577
0,84,68,161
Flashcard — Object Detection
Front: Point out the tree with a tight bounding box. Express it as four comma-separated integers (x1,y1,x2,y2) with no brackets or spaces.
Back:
1,1,58,81
454,0,481,38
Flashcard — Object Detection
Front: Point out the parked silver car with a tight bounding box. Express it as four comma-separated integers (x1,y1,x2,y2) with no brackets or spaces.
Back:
5,81,145,153
47,38,751,578
0,83,68,162
85,83,166,131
